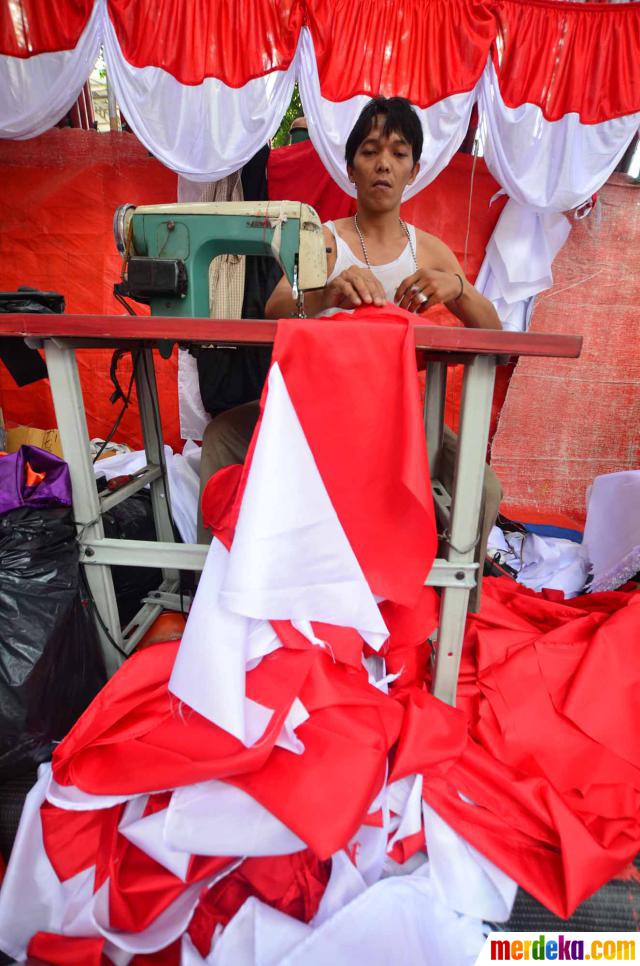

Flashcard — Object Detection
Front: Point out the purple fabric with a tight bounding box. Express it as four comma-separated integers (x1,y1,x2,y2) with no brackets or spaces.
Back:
0,445,72,516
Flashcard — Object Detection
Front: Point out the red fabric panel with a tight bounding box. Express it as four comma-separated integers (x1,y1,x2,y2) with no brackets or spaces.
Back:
106,0,303,87
273,310,437,605
52,641,316,794
130,943,181,966
306,0,496,106
0,0,93,57
0,130,182,452
50,637,401,862
391,578,640,919
227,651,403,858
107,827,230,934
189,852,329,957
40,801,113,881
494,0,640,123
27,933,109,966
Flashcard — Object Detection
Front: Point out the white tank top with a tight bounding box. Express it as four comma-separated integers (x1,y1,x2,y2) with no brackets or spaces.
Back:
320,219,418,316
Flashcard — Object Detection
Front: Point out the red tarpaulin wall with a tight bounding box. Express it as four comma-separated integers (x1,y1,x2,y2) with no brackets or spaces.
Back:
0,130,179,450
492,175,640,527
0,130,506,453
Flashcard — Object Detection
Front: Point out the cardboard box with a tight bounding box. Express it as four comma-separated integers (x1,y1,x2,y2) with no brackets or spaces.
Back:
6,425,64,458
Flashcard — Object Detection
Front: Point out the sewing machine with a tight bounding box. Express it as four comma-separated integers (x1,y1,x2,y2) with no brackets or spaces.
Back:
113,201,327,317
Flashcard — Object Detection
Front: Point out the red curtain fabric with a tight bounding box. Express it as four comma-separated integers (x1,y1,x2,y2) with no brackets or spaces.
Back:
306,0,496,106
0,0,93,57
106,0,303,87
493,0,640,122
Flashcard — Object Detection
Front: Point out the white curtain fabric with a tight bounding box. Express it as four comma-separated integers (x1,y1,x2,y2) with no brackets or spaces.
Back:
101,5,297,181
297,27,477,201
475,61,640,330
475,198,571,332
0,0,101,140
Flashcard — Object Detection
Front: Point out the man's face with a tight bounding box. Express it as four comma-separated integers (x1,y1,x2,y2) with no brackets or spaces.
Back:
348,116,420,211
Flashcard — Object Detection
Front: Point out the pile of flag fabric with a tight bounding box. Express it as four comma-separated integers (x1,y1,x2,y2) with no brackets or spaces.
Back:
1,312,639,965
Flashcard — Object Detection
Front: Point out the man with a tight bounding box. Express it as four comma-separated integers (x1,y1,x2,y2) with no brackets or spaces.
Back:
266,96,500,328
198,97,502,575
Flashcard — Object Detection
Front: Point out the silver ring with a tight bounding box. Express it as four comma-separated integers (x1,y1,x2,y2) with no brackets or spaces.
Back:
417,292,429,304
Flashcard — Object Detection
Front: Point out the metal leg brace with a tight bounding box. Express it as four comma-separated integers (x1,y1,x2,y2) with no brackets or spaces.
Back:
44,339,123,675
432,354,497,705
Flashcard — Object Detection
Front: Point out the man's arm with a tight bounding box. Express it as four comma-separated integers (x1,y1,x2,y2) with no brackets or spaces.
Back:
265,226,386,319
395,233,501,330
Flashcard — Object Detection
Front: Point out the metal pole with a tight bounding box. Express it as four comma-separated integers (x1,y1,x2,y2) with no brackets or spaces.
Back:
432,354,497,705
106,71,119,132
43,339,124,675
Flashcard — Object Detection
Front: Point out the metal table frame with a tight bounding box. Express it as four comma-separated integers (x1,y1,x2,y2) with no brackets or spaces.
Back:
0,315,582,702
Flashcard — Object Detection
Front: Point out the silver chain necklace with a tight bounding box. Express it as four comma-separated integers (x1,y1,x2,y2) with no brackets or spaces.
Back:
353,213,418,272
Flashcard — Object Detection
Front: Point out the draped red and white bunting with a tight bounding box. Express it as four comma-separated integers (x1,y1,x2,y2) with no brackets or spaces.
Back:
298,0,496,198
475,0,640,330
0,0,101,139
102,0,302,180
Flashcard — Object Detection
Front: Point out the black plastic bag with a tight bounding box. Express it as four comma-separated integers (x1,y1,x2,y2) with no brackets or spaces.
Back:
100,488,165,626
0,506,106,779
0,289,63,386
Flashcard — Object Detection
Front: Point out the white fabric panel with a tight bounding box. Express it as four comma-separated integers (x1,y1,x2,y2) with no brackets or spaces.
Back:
210,897,312,966
46,773,137,811
297,27,476,200
347,824,388,887
206,864,487,966
178,348,210,442
0,765,99,961
93,443,200,545
386,774,424,853
169,538,281,742
487,526,589,598
583,471,640,592
311,851,367,927
119,800,190,882
165,780,307,857
423,802,517,923
0,0,101,139
475,199,571,332
165,439,201,545
102,10,297,180
219,363,389,649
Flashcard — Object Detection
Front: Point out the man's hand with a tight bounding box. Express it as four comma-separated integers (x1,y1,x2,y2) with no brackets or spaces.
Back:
323,267,386,310
395,269,463,314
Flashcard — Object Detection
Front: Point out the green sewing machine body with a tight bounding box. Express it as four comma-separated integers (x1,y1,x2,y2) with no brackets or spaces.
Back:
113,201,328,318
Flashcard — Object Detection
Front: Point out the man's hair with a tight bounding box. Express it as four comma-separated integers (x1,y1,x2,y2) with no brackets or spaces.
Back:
345,97,423,167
